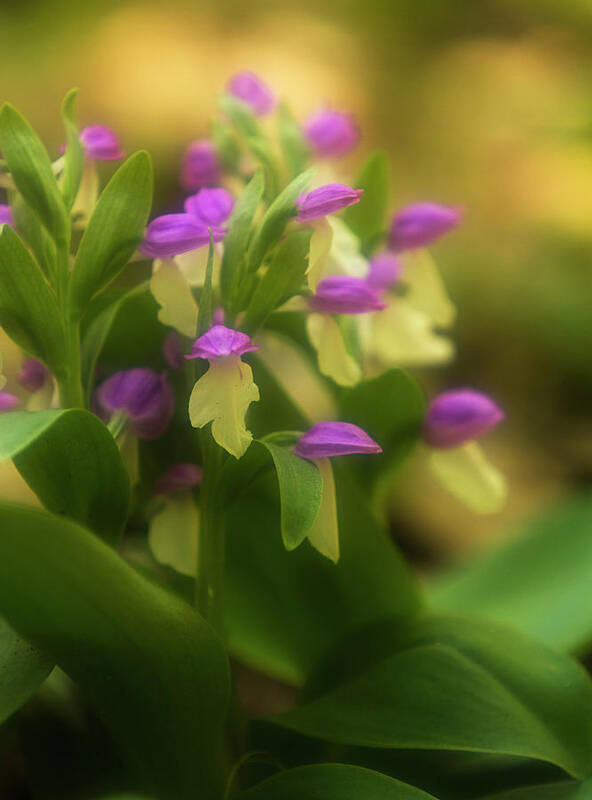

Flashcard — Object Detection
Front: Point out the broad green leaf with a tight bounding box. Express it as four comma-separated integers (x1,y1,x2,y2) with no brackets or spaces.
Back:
60,88,84,211
430,492,592,653
225,464,423,685
0,409,130,544
239,764,439,800
271,616,592,778
243,229,311,333
482,781,592,799
0,504,230,800
69,151,153,314
246,167,314,273
343,150,390,251
11,193,57,279
278,103,309,180
0,224,65,371
220,170,264,301
0,103,68,239
0,615,53,725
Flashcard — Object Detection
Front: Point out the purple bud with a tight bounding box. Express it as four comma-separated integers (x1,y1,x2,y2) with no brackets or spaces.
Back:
294,421,382,460
297,183,363,222
212,307,225,325
154,462,203,495
366,253,402,290
184,188,235,226
0,391,19,412
388,203,463,252
424,389,505,449
226,71,276,116
95,368,175,440
79,125,124,161
18,357,48,393
0,204,13,227
139,214,226,259
181,140,221,191
162,332,184,370
303,109,359,158
185,324,258,361
309,275,387,315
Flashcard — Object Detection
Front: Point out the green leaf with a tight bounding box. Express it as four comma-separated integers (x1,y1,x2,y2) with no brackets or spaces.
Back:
430,492,592,654
343,151,390,250
197,233,215,336
220,170,264,301
0,615,52,725
0,409,130,545
69,151,153,314
243,229,311,333
10,193,57,279
0,103,68,239
219,94,261,139
0,504,230,799
60,88,84,211
246,167,314,273
270,616,592,778
238,764,440,800
481,782,590,800
0,224,65,371
278,103,309,180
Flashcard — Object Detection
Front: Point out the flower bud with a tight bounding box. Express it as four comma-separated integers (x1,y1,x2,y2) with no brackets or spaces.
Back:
181,140,221,191
79,125,124,161
303,109,359,158
139,214,226,259
184,188,234,226
18,357,48,393
388,203,462,252
309,275,387,315
154,463,203,495
366,253,402,290
95,368,175,440
226,71,276,116
185,324,258,361
162,332,184,370
0,204,13,227
424,389,504,449
0,391,19,412
294,421,382,459
297,184,363,222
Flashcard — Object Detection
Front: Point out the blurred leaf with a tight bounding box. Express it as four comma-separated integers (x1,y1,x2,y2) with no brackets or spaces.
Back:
11,193,57,280
60,88,84,211
343,151,390,251
219,94,261,139
0,503,230,799
220,170,264,302
0,409,130,545
69,151,153,314
0,615,52,725
278,104,309,180
430,492,592,653
212,120,241,172
271,616,592,778
0,224,65,371
238,764,440,800
481,781,590,800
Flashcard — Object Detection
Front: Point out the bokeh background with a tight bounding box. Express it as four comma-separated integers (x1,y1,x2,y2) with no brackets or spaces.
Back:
1,0,591,564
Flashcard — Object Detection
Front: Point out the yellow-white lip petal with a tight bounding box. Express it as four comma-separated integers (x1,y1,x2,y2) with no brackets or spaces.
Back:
174,244,221,287
148,493,199,577
307,217,334,290
325,217,368,279
306,313,361,387
71,161,99,228
402,248,456,328
150,258,198,338
428,441,508,514
306,457,339,563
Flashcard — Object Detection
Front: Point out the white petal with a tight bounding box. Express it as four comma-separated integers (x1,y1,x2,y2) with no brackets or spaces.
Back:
306,313,361,387
403,248,456,328
325,217,368,278
307,457,339,563
150,258,198,337
148,494,199,577
429,441,508,514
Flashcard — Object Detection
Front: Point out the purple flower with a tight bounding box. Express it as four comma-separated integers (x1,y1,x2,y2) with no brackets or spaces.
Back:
184,188,234,226
18,357,48,392
139,214,226,259
185,325,258,361
162,332,184,370
366,253,402,290
226,71,276,116
424,389,505,449
303,109,359,158
0,204,13,227
181,140,221,191
294,421,382,460
79,125,124,161
154,462,203,495
0,391,19,412
297,183,363,222
95,368,175,440
388,203,463,252
309,275,387,315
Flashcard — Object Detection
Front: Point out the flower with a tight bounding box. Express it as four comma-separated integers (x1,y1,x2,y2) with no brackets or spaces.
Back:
226,71,276,116
185,324,258,360
366,253,402,290
297,184,363,222
0,391,19,412
388,203,463,252
18,357,48,392
303,109,359,158
95,368,174,440
184,188,234,226
79,125,124,161
154,463,203,495
424,389,504,449
0,204,13,227
294,421,382,459
309,275,387,315
181,140,221,190
139,214,226,259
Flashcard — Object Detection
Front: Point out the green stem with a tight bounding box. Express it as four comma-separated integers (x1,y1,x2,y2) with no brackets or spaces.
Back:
54,232,84,409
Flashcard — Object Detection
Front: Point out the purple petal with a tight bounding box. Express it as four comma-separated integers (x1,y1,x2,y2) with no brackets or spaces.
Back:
297,183,363,222
154,462,203,494
388,203,463,252
424,389,505,449
0,391,19,412
18,357,48,392
366,253,402,290
184,188,235,226
226,71,276,116
303,109,359,158
185,324,258,361
309,275,387,315
0,204,14,227
181,140,221,190
294,421,382,459
95,368,174,440
139,214,226,259
79,125,124,161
